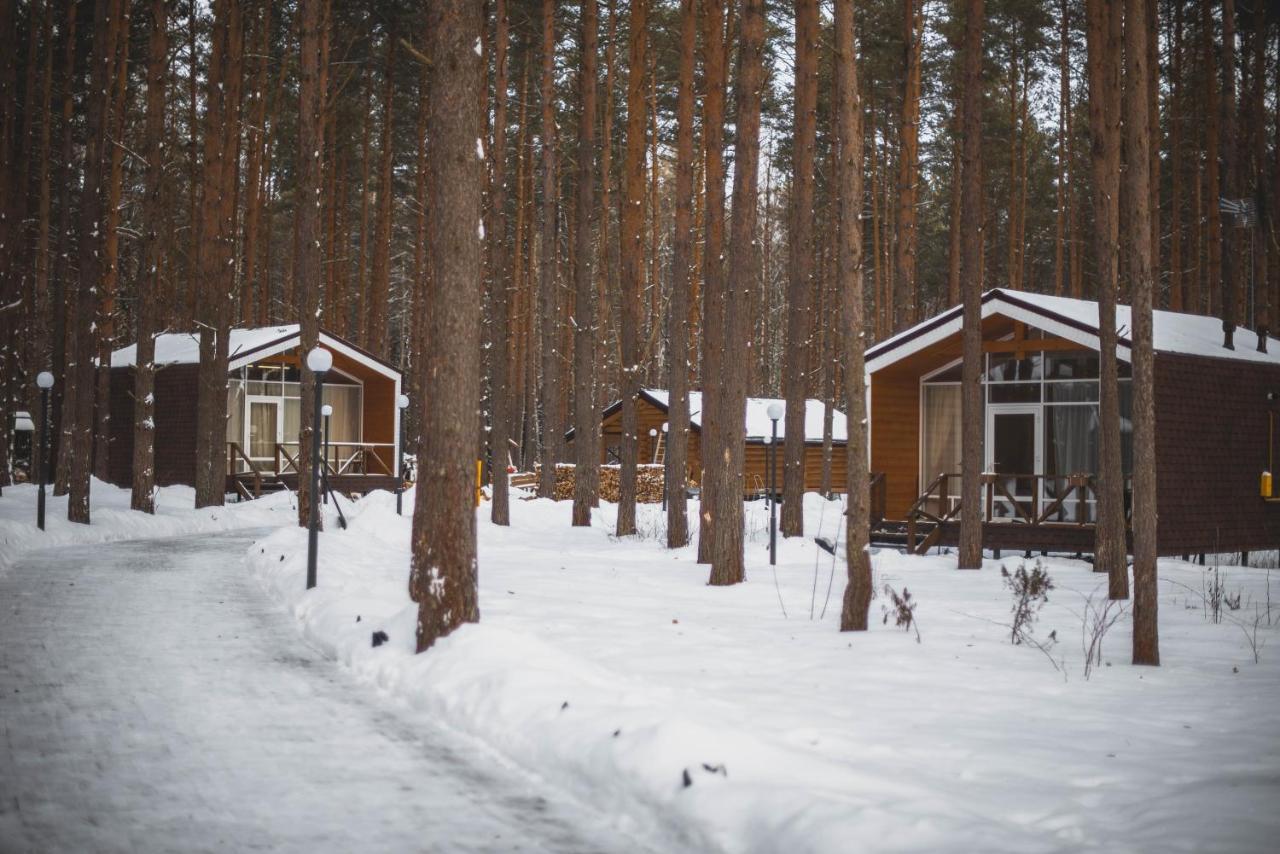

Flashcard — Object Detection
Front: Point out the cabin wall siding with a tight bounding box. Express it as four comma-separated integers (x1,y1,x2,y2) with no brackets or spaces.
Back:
1154,352,1280,556
870,373,920,518
106,364,201,488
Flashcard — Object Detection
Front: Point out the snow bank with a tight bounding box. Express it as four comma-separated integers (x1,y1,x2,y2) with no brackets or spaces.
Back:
247,490,1280,853
0,478,294,574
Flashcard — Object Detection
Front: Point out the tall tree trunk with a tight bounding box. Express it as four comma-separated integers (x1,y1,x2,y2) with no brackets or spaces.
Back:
28,0,54,465
1202,1,1224,324
836,0,871,629
489,0,512,526
194,0,243,509
1054,0,1070,297
241,0,270,326
295,0,325,528
782,0,818,538
696,0,727,562
616,0,648,536
94,0,131,483
1087,0,1128,598
132,0,168,515
572,0,599,528
1220,0,1239,340
537,0,561,499
957,0,986,569
410,0,484,653
1169,0,1184,311
67,0,120,523
664,0,696,548
894,0,923,329
708,0,764,587
50,0,79,495
1125,0,1158,665
367,36,395,360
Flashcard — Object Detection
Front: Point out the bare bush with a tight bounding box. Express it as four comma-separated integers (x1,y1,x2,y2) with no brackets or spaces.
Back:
1002,561,1054,646
882,585,920,643
1080,588,1127,680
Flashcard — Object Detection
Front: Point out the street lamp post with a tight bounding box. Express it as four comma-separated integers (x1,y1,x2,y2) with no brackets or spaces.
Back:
306,347,333,590
661,421,669,511
396,394,409,516
766,402,783,566
36,372,53,531
320,403,332,505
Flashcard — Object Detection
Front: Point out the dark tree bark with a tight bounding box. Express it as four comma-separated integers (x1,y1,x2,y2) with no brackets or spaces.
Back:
781,0,818,538
1125,0,1158,665
708,0,764,587
616,0,648,537
1202,1,1224,324
410,0,484,653
1086,0,1128,598
835,0,871,630
241,0,271,326
536,0,561,499
696,0,726,562
664,0,696,549
1169,0,1184,311
367,36,395,360
132,0,168,515
50,0,79,496
489,0,512,527
957,0,986,569
295,0,325,528
894,0,923,330
67,0,120,524
94,0,130,483
1220,0,1239,341
28,0,54,456
572,0,599,528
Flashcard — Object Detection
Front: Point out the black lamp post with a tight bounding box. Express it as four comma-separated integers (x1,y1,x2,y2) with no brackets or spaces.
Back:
306,346,332,590
320,403,332,505
766,402,783,566
396,393,409,515
661,421,669,511
36,371,53,531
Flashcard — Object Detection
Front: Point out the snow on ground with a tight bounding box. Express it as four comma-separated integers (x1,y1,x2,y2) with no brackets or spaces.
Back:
0,478,293,574
248,490,1280,854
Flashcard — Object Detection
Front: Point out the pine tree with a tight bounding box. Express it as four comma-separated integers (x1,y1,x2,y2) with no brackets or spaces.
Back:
410,0,484,653
490,0,513,527
782,0,819,538
572,0,600,528
957,0,986,570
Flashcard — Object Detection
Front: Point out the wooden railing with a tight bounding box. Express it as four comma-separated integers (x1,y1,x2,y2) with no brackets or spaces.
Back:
226,442,264,499
273,441,396,476
902,472,1131,555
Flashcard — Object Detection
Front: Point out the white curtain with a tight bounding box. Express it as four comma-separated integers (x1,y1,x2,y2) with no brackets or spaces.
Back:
922,385,961,486
322,385,362,443
226,381,245,445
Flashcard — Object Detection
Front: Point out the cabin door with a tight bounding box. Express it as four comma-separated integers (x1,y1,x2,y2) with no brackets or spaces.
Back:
246,397,283,471
985,404,1042,522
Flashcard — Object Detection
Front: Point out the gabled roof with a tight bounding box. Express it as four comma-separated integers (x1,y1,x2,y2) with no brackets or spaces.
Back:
576,388,847,444
110,325,401,380
866,288,1280,374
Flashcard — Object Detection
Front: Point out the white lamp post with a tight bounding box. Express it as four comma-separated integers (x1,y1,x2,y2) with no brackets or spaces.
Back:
396,394,410,516
765,402,784,565
305,347,332,590
660,422,669,511
35,372,54,531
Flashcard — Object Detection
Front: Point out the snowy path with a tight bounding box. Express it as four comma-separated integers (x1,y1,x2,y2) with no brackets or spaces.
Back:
0,531,647,854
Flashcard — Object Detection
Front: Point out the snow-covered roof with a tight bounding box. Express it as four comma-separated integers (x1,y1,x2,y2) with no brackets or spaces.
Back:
642,389,847,444
866,288,1280,373
110,325,401,379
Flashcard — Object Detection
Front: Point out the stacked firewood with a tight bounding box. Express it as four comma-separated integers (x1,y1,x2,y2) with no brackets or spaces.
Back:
536,464,666,503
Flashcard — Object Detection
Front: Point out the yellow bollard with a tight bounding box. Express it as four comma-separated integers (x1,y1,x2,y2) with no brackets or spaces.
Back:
1262,471,1273,499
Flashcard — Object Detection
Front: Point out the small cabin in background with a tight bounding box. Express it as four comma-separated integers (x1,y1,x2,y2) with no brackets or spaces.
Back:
108,326,404,498
568,388,849,495
867,288,1280,557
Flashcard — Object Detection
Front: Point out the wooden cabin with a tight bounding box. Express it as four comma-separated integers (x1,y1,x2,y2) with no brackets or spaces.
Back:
568,389,849,495
867,288,1280,556
107,326,404,498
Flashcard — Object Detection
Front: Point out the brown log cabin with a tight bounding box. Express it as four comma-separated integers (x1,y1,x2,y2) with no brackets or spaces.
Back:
107,326,404,499
867,288,1280,557
567,389,849,496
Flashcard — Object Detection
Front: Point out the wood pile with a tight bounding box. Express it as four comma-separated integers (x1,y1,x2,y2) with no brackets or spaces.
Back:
536,464,666,503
